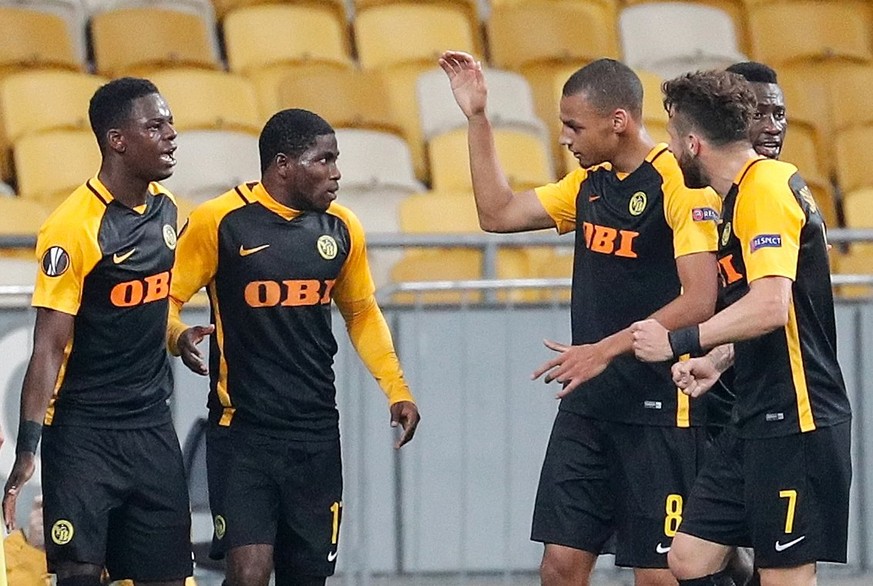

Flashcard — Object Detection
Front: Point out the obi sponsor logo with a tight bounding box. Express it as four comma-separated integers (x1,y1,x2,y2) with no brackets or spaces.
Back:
581,222,640,258
750,234,782,252
109,271,170,307
244,279,336,308
691,207,719,222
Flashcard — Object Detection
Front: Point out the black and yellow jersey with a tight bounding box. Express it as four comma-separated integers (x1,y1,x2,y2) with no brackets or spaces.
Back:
717,157,851,438
168,182,413,440
535,144,720,426
33,178,177,428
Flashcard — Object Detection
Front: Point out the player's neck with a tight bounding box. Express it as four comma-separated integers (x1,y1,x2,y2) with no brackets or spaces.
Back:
611,132,656,175
97,164,151,208
705,144,759,197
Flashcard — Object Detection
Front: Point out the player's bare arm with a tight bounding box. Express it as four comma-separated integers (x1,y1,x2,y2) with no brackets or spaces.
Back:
535,251,717,397
632,276,791,362
3,308,73,530
440,50,554,233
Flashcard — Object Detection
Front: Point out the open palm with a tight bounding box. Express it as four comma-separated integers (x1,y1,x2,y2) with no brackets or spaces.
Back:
439,50,488,119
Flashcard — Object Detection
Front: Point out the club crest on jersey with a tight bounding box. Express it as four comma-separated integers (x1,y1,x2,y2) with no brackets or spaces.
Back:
214,515,226,539
163,224,177,250
721,222,732,246
51,519,74,545
41,246,70,277
317,235,338,260
692,207,719,222
629,191,647,216
750,234,782,252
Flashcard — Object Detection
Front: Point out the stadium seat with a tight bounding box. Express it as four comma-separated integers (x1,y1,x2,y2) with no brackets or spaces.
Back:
354,3,478,70
488,2,619,73
530,247,574,303
159,130,261,202
14,130,101,202
748,1,873,66
378,64,439,181
803,177,840,229
841,187,873,229
620,0,750,54
390,191,535,303
148,69,261,135
830,65,873,131
0,71,106,144
211,0,346,21
779,123,828,189
0,6,81,77
90,7,220,77
428,127,554,192
620,3,746,79
277,69,403,138
416,68,546,140
0,196,50,259
0,0,88,63
835,126,873,194
833,242,873,298
223,4,352,75
333,128,424,288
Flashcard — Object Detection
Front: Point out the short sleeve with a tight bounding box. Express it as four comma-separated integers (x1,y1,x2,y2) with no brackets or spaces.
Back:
534,168,588,234
734,180,805,283
663,183,721,258
331,207,376,304
170,201,221,304
31,217,101,315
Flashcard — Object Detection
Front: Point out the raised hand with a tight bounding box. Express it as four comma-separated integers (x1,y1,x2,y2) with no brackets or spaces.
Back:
438,50,488,119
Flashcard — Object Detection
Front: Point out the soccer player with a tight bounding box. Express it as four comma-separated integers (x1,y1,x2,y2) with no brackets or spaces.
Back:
167,108,420,586
726,62,786,161
440,51,720,586
631,70,852,586
1,78,192,586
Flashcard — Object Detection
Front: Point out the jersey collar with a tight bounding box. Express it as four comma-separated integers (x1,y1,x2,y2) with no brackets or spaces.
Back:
250,182,304,221
732,155,768,188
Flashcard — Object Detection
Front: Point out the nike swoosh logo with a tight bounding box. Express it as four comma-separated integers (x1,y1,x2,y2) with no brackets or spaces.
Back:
113,249,135,264
775,535,806,552
655,543,671,554
589,195,601,202
327,550,338,562
239,244,270,257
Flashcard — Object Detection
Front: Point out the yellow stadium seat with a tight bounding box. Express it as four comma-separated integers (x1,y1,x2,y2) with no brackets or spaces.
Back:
488,2,619,72
0,71,106,144
246,63,351,122
354,0,480,52
748,1,873,66
13,130,101,202
835,125,873,194
378,63,437,181
530,247,574,303
803,176,839,229
148,69,261,135
0,6,81,76
277,69,403,138
223,4,352,75
780,122,827,189
0,196,50,259
354,3,478,70
428,127,554,192
830,64,873,131
211,0,346,21
91,7,220,77
841,187,873,228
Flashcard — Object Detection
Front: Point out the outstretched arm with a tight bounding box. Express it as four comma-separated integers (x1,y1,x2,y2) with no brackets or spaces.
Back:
3,308,73,530
337,296,420,448
535,251,718,397
439,50,554,233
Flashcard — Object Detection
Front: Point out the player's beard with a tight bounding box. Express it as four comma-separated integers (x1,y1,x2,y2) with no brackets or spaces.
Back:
678,149,709,189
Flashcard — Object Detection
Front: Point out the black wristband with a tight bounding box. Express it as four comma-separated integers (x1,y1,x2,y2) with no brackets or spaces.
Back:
668,325,703,359
16,420,42,454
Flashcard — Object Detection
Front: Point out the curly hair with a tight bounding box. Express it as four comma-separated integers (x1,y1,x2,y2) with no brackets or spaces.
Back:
662,70,756,146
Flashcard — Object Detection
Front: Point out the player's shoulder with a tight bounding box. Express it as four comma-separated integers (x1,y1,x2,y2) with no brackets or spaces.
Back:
42,181,107,233
745,158,799,186
149,181,176,204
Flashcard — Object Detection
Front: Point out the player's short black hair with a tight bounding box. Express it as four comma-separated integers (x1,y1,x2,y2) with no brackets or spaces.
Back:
663,70,756,146
562,59,643,120
726,61,778,84
259,108,335,172
89,77,159,151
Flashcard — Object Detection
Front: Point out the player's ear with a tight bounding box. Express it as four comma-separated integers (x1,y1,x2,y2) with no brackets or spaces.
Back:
612,109,629,133
688,134,701,157
107,128,125,154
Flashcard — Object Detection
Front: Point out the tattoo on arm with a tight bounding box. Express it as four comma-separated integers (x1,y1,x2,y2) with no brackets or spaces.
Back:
707,344,735,372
